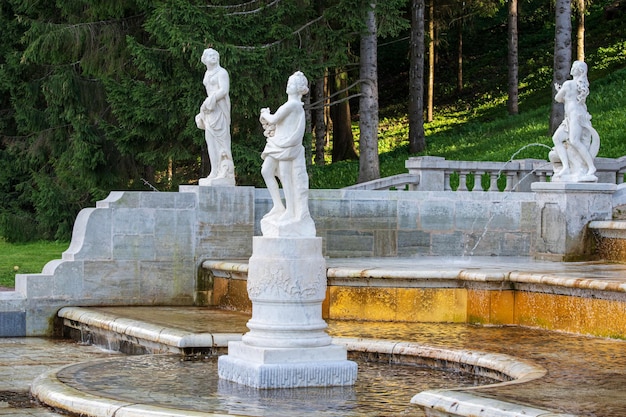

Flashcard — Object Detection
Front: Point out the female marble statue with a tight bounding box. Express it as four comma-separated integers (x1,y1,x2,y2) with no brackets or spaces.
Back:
195,48,235,186
259,71,315,237
550,60,599,182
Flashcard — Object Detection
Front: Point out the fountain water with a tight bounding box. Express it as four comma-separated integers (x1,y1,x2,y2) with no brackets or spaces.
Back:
465,142,553,256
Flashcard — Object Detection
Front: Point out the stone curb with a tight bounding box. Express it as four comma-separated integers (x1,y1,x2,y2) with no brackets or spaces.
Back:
411,390,577,417
336,338,573,417
31,362,239,417
334,337,546,388
204,259,626,293
58,306,240,350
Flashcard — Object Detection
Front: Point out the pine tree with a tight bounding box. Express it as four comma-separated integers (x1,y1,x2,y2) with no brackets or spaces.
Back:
0,0,408,240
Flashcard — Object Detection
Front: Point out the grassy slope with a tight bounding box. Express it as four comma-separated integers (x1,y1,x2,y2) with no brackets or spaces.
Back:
310,65,626,188
310,1,626,188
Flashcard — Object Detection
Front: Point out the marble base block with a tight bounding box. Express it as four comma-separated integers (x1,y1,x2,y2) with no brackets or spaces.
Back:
218,236,358,388
218,342,358,388
532,182,615,259
198,176,236,187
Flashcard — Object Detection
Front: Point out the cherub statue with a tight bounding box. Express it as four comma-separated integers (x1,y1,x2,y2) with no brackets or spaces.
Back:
259,71,315,237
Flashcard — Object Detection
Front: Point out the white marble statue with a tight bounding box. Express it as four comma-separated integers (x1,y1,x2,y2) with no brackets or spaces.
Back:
195,48,236,186
549,60,600,183
218,72,357,389
259,71,315,237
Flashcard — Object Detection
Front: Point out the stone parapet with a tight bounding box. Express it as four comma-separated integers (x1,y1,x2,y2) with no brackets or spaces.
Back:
4,186,255,336
294,189,537,257
1,179,621,337
532,182,616,260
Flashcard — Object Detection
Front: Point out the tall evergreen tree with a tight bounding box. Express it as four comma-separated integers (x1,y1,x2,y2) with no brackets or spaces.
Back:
330,69,358,162
1,0,143,239
575,0,586,61
1,0,410,240
358,1,380,182
1,0,328,239
427,0,435,123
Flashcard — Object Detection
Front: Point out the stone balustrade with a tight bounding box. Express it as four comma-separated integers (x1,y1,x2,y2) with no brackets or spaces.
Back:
400,155,626,192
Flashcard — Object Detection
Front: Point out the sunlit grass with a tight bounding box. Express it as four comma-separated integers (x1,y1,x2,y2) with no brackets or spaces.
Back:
0,239,68,288
311,66,626,189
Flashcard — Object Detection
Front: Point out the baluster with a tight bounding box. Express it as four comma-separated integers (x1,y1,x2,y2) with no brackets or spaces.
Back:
504,173,515,191
618,171,626,185
474,172,485,191
489,173,499,191
444,171,452,191
458,171,468,191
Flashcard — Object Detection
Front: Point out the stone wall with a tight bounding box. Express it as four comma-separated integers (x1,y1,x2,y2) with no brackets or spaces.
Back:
257,189,538,258
1,183,615,336
2,186,254,336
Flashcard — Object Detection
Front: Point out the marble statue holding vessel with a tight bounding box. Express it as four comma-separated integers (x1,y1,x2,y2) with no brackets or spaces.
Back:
217,71,358,388
195,48,236,186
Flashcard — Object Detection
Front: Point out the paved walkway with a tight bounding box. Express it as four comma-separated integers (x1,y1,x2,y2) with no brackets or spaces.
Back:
0,337,117,416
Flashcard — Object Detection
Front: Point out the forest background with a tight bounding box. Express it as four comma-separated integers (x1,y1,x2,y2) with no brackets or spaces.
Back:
0,0,625,243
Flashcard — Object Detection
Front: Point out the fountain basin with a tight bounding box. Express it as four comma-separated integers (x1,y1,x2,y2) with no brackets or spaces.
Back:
50,253,626,416
589,219,626,262
51,306,626,416
37,307,553,417
203,257,626,339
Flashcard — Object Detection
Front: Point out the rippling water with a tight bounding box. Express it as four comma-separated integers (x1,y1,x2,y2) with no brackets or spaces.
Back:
58,355,496,417
329,321,626,416
57,308,626,416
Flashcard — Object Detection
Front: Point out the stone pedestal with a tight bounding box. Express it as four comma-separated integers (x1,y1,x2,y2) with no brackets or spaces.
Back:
198,177,236,186
532,182,616,260
218,237,357,388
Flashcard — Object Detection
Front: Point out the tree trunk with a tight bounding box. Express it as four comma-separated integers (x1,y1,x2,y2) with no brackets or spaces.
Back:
358,1,380,183
330,69,358,162
304,81,313,169
312,1,328,166
313,75,327,165
507,0,519,115
409,0,426,154
427,0,435,123
457,21,463,93
576,0,585,61
550,0,572,134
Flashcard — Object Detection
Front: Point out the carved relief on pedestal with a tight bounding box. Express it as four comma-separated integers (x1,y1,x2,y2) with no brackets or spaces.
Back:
247,261,326,301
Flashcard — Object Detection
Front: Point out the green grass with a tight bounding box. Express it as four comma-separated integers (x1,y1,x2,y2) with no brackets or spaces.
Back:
0,240,68,288
311,65,626,189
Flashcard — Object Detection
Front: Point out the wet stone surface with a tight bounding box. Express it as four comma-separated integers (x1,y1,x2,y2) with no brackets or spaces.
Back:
329,321,626,417
0,337,118,416
3,311,626,416
0,391,35,408
57,355,496,417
